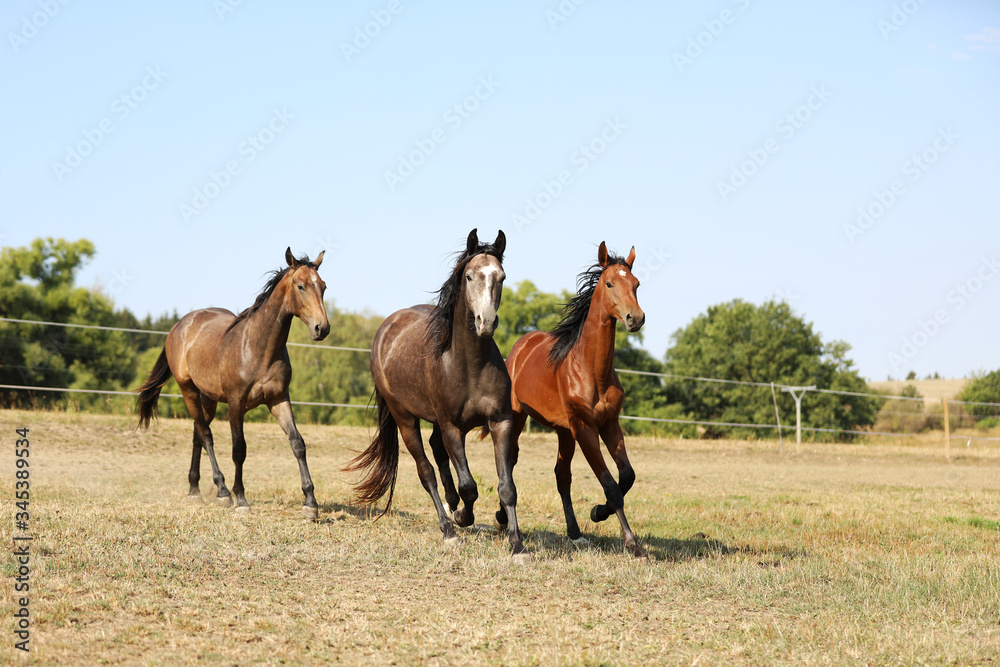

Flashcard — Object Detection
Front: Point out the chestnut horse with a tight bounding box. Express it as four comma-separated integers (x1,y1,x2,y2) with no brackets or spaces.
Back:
505,242,647,558
345,229,526,557
136,248,330,519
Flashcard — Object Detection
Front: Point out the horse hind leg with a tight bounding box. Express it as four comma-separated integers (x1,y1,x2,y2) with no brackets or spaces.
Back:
228,407,252,512
429,424,460,516
181,390,230,504
555,428,586,544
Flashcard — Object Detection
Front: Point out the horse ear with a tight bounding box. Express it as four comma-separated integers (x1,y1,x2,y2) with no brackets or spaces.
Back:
625,246,636,269
313,250,325,269
597,241,608,267
466,228,479,256
494,230,506,257
285,247,297,267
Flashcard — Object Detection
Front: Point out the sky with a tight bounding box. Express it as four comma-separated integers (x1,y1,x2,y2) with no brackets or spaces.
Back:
3,0,998,382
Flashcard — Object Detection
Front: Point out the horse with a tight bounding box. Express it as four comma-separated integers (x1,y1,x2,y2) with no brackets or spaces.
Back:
135,248,330,520
345,229,527,557
504,242,647,558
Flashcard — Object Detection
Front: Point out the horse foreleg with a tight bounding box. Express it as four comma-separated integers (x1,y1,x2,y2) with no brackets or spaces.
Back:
429,424,459,516
396,417,459,542
269,399,318,519
438,422,477,528
577,426,646,559
496,409,527,528
592,420,636,522
489,416,527,557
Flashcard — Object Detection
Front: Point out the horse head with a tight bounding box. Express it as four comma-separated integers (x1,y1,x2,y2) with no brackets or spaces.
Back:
284,247,330,341
462,229,506,338
596,242,644,333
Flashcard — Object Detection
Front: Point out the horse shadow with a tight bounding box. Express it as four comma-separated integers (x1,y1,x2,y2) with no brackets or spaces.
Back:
517,527,807,564
315,501,419,523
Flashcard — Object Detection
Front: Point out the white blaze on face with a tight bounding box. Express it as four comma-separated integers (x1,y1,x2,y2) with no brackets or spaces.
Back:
468,256,504,335
619,270,627,277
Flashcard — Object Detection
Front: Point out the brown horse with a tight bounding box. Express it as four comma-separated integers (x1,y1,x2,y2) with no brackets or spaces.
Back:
136,248,330,519
345,229,527,557
505,242,647,558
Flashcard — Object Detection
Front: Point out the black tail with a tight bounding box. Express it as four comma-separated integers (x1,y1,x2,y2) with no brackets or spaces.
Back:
136,348,172,429
343,390,399,518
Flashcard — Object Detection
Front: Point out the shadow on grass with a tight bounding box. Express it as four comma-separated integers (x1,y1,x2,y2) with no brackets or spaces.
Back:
316,500,419,523
516,527,807,564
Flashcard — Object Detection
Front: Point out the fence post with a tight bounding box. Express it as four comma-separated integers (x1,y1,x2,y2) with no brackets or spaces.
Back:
943,397,950,462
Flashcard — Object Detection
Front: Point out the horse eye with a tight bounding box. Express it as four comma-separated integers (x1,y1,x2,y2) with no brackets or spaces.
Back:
466,274,472,281
605,281,613,288
297,284,305,291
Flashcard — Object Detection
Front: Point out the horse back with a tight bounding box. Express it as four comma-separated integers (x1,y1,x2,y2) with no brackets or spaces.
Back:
165,307,236,401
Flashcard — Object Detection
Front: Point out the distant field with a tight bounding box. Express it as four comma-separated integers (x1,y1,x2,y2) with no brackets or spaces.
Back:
870,378,969,403
2,409,999,665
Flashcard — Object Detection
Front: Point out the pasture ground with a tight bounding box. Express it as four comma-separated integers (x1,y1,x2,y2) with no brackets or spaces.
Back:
1,408,999,666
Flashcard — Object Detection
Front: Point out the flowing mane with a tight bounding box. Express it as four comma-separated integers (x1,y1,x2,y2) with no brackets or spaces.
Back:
425,239,505,357
227,253,319,332
547,251,628,365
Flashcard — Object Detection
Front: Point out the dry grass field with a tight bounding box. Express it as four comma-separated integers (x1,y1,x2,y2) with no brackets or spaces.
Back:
870,379,969,404
2,408,1000,666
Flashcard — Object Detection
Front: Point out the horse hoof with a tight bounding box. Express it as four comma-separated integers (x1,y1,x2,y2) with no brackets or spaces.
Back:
512,552,532,565
571,536,590,548
217,496,233,507
235,505,252,514
444,536,461,547
302,506,318,521
185,494,202,504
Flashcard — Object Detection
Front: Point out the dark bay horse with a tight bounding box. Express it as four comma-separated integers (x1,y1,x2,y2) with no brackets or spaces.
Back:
136,248,330,519
505,242,647,558
345,229,526,557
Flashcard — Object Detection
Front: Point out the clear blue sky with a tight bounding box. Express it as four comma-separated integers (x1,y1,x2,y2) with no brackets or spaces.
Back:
3,1,998,381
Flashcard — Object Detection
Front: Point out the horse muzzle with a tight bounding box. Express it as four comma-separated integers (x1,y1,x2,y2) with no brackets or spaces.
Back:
311,322,330,341
624,311,645,333
474,312,499,338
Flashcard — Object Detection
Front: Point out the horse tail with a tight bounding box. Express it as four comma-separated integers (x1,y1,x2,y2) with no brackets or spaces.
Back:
344,389,399,518
478,424,491,441
136,348,172,429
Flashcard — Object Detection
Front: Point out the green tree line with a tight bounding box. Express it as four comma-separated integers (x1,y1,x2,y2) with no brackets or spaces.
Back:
5,237,995,439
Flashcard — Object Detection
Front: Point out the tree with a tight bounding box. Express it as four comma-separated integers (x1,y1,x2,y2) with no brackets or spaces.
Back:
663,299,881,440
0,238,137,406
283,303,383,425
957,370,1000,422
493,280,569,357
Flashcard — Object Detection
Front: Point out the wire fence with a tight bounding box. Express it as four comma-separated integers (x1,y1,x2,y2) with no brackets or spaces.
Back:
3,316,1000,448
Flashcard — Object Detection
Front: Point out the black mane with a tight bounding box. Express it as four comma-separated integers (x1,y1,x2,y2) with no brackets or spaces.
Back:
425,239,505,357
547,252,629,366
226,254,319,332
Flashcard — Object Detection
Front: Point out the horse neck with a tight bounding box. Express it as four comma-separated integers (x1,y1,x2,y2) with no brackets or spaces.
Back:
571,288,617,382
242,280,294,363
